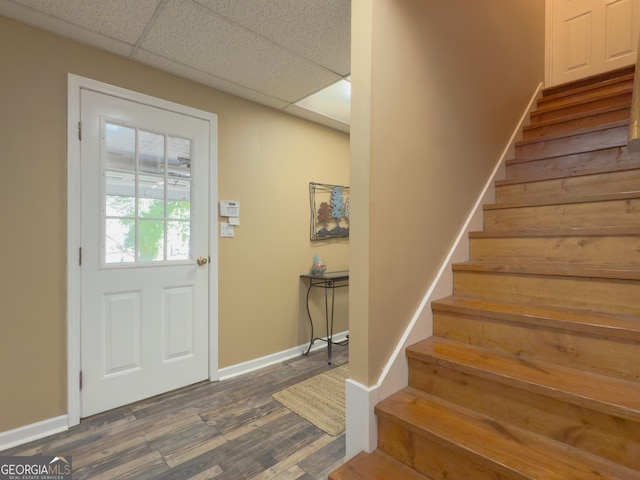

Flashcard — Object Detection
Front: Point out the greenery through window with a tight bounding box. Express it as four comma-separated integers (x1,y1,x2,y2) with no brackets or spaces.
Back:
104,122,192,264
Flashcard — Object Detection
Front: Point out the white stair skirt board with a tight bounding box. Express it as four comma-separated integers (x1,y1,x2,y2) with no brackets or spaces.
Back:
345,378,379,459
0,415,68,452
344,83,544,459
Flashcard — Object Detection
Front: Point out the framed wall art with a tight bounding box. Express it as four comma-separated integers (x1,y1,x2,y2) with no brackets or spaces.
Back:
309,182,350,241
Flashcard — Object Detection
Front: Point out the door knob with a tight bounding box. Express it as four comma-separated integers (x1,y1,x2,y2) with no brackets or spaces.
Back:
197,256,208,266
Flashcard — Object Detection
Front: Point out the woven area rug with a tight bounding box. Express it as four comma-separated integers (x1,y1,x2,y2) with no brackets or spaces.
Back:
273,364,349,436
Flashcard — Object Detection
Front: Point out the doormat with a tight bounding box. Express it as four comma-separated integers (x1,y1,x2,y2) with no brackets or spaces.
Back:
273,364,349,436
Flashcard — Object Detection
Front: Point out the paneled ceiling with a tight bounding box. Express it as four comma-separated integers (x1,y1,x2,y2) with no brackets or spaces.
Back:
0,0,351,132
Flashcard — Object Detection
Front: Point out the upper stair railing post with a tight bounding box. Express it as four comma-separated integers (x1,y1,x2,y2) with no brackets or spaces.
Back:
628,35,640,151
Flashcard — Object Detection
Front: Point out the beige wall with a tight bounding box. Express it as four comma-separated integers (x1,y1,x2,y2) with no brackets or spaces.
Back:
350,0,545,385
0,16,349,432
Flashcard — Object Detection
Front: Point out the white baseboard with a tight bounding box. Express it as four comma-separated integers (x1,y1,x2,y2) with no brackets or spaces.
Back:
0,415,68,452
217,331,349,380
1,333,348,451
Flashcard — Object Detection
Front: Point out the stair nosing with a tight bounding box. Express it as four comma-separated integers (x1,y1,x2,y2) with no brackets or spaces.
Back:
432,296,640,341
468,226,640,238
483,190,640,210
535,84,634,113
514,119,629,147
406,337,640,422
496,164,640,187
506,144,630,166
451,260,640,281
376,386,638,480
525,103,631,131
540,67,635,100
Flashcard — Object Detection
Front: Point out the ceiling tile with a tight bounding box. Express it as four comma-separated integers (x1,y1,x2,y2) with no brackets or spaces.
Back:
134,48,290,110
3,0,162,44
0,0,351,131
0,0,135,56
139,0,341,102
196,0,351,75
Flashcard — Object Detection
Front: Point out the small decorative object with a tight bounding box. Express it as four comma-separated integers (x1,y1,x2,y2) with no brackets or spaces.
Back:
311,254,327,275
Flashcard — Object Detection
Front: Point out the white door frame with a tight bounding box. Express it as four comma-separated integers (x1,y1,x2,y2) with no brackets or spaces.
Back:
67,74,219,427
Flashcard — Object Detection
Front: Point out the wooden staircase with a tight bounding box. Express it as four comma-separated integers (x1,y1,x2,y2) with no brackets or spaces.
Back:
330,65,640,479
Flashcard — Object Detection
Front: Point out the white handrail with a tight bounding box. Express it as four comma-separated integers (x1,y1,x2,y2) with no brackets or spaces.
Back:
628,37,640,151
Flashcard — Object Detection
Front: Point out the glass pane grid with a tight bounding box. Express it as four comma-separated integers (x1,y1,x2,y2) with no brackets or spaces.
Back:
104,121,193,265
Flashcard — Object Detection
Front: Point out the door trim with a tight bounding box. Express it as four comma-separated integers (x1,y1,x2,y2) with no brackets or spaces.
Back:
67,74,219,427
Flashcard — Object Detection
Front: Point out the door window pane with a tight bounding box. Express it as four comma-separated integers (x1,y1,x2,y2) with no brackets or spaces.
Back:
168,136,191,178
138,174,164,219
106,194,135,218
167,221,190,260
139,130,165,174
103,121,193,264
167,178,191,220
105,124,135,172
105,219,135,263
137,220,165,262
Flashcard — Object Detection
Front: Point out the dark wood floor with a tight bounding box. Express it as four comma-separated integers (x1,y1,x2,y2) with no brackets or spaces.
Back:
1,345,348,479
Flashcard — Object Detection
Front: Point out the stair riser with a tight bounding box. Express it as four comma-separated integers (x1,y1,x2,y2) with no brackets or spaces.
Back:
469,235,640,265
407,357,640,470
433,311,640,381
531,91,633,124
538,77,635,110
484,198,640,231
523,107,630,141
453,271,640,315
506,147,638,181
496,169,640,204
515,125,628,159
377,416,528,480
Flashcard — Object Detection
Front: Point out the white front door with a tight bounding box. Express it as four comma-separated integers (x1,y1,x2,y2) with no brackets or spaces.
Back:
79,88,212,417
547,0,639,86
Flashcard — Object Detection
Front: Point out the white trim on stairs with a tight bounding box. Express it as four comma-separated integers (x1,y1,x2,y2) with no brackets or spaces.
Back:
344,82,544,459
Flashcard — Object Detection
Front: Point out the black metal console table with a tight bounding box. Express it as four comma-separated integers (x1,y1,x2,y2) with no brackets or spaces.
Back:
300,270,349,364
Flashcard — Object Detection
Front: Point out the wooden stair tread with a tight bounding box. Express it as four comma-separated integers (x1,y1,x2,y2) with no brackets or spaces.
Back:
376,387,638,480
534,84,634,114
407,337,640,421
495,164,640,187
540,65,635,98
328,450,433,480
452,260,640,280
505,145,633,167
515,119,629,148
432,296,640,342
525,103,631,131
469,226,640,238
483,190,640,210
535,84,634,116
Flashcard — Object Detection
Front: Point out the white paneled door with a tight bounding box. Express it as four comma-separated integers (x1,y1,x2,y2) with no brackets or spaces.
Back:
79,89,211,417
547,0,639,86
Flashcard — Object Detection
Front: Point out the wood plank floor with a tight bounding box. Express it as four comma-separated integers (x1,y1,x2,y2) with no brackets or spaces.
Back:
1,346,348,479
